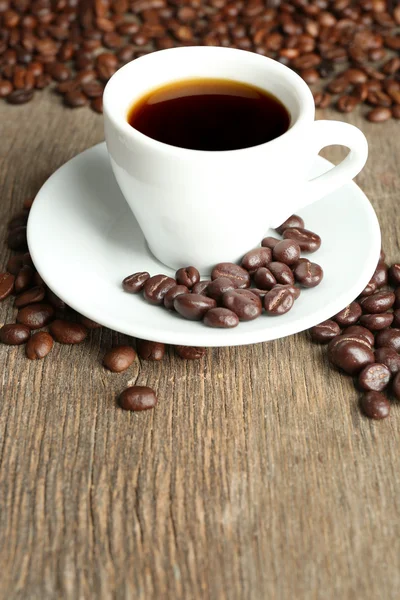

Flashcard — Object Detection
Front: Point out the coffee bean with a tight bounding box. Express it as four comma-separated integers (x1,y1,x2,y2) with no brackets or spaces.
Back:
174,293,216,320
253,267,277,290
359,290,395,314
274,284,301,300
359,312,394,331
268,262,295,285
275,214,304,235
393,105,400,119
341,326,375,347
359,363,391,392
25,331,53,359
14,265,34,293
0,272,15,300
222,289,262,321
370,261,388,289
240,247,272,273
375,347,400,375
8,211,28,230
313,91,332,108
388,264,400,286
46,289,66,310
393,372,400,400
293,261,323,287
6,255,23,275
175,345,207,359
211,263,250,289
367,107,392,122
395,287,400,309
91,97,103,113
392,309,400,328
337,95,359,113
272,240,301,265
360,391,390,420
143,274,176,305
14,286,45,308
264,287,294,316
7,226,27,251
309,319,341,343
6,89,34,104
175,266,200,288
64,90,88,108
79,316,102,329
0,79,13,97
333,302,362,326
328,337,374,375
192,280,211,295
122,271,150,293
375,328,400,352
119,386,157,411
203,307,239,328
164,284,189,310
136,339,165,361
282,227,321,253
103,346,136,372
206,277,236,302
49,320,88,343
17,303,55,329
0,324,30,345
261,236,280,249
248,288,267,299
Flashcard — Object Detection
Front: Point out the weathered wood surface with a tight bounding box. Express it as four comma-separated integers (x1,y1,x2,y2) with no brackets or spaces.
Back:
0,91,399,600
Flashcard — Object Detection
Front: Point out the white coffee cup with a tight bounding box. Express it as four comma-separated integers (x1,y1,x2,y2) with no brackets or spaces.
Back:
103,46,368,273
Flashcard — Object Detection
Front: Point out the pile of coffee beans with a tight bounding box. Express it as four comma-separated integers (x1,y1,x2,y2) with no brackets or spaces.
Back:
310,252,400,419
0,1,399,120
122,215,323,327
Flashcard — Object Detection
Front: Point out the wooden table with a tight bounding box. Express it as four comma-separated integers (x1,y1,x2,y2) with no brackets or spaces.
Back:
1,91,399,600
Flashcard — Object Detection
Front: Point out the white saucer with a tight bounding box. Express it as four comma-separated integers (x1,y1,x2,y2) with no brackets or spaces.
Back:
27,142,381,347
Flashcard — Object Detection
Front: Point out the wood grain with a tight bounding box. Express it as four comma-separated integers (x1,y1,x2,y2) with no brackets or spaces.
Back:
0,91,400,600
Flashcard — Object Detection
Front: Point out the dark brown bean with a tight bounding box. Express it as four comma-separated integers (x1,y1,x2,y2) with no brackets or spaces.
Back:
359,291,395,314
359,313,393,331
309,319,341,344
359,363,391,392
91,97,103,113
122,271,150,293
119,386,157,411
293,261,323,288
203,307,239,328
6,89,34,104
261,236,281,249
393,372,400,400
164,285,189,310
388,264,400,286
79,316,102,329
367,107,392,122
26,331,53,359
0,272,15,300
49,320,88,343
7,226,27,250
341,326,375,347
192,280,211,296
0,324,30,345
395,287,400,309
6,255,23,275
392,309,400,328
370,261,388,289
175,346,207,360
240,247,272,273
375,328,400,352
393,105,400,119
14,265,34,293
8,211,28,230
275,214,304,235
333,302,362,326
136,339,165,361
374,348,400,375
64,90,88,108
272,240,301,265
206,277,236,302
175,266,200,289
268,262,295,285
253,267,277,291
282,228,321,252
211,263,250,289
264,287,294,316
174,293,216,320
103,346,136,372
327,337,375,375
337,95,359,113
17,303,55,329
274,284,301,300
143,274,176,305
14,286,45,308
360,392,390,420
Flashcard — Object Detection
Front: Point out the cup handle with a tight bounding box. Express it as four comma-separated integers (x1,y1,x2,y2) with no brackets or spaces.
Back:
301,119,368,210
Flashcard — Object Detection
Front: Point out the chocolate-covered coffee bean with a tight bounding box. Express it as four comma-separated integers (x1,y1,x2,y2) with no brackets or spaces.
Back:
264,287,294,315
272,240,301,265
261,236,280,249
253,267,276,290
241,247,271,273
309,320,341,343
370,261,388,289
203,307,239,328
192,280,211,295
360,392,390,420
328,337,374,375
123,271,150,293
374,347,400,375
174,294,216,320
211,263,250,289
392,309,400,328
393,373,400,401
275,214,304,235
293,261,323,288
359,312,394,331
143,274,176,305
359,291,395,314
175,266,200,289
341,326,374,347
222,289,262,321
282,227,321,252
164,285,189,310
358,363,391,391
206,277,236,302
333,302,362,327
375,328,400,352
274,284,301,299
389,263,400,286
268,262,295,285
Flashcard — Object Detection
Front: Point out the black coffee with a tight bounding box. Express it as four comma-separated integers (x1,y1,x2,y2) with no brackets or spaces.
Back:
127,78,290,151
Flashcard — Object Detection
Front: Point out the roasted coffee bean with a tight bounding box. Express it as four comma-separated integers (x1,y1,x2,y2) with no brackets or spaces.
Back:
272,240,301,265
8,211,28,230
275,214,304,235
388,263,400,286
360,391,390,420
0,272,15,300
333,302,362,326
103,346,136,372
174,293,216,320
91,97,103,113
341,326,375,347
119,386,157,411
261,236,281,249
359,363,391,392
64,90,88,108
203,307,239,328
136,339,165,361
6,89,34,104
175,266,200,289
370,261,388,289
337,95,359,113
79,316,102,329
359,290,395,314
26,331,53,359
395,287,400,309
143,274,176,305
6,255,23,277
14,265,34,294
367,107,392,122
393,372,400,400
268,262,295,285
264,287,294,316
359,312,394,331
206,277,236,302
240,247,272,273
393,105,400,119
313,91,332,108
0,324,30,345
374,347,400,375
309,319,341,344
392,309,400,328
175,345,207,359
253,267,277,291
22,252,34,268
14,286,45,308
192,280,211,295
293,261,323,288
375,328,400,352
328,337,374,375
211,263,250,289
282,227,321,253
49,320,88,344
17,303,55,329
222,289,262,321
7,226,27,251
122,271,150,293
164,284,189,310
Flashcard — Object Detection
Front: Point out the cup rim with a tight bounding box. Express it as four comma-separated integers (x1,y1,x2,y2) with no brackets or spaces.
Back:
103,46,315,157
